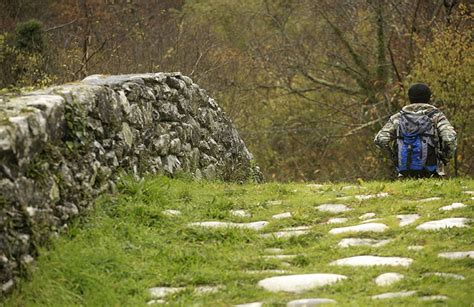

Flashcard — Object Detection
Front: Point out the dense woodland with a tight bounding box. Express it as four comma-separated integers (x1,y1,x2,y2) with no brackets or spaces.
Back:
0,0,472,181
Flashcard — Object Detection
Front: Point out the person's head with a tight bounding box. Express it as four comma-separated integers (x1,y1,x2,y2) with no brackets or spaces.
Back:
408,83,431,104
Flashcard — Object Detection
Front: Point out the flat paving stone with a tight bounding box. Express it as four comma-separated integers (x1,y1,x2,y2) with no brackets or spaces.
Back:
326,218,348,224
261,230,309,239
355,193,388,200
272,212,292,219
439,202,467,211
396,214,420,227
419,295,449,301
423,272,465,280
148,287,185,298
438,251,474,259
287,298,337,306
374,272,404,286
147,299,166,305
264,248,284,254
416,197,441,202
316,204,351,213
235,302,263,307
268,200,283,205
408,245,424,251
230,210,251,218
372,290,417,300
329,223,388,235
359,213,376,220
258,273,347,293
416,218,469,230
189,221,268,230
162,209,181,216
330,255,413,267
338,238,391,248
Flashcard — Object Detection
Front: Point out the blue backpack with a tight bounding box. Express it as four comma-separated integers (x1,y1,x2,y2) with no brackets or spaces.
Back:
396,110,439,175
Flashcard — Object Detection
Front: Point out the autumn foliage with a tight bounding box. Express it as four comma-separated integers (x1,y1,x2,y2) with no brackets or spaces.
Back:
0,0,472,181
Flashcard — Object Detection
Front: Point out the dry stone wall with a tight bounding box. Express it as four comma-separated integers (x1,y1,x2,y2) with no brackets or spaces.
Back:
0,72,261,293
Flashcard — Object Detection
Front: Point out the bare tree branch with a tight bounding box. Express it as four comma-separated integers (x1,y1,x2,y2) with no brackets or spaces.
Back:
44,18,79,32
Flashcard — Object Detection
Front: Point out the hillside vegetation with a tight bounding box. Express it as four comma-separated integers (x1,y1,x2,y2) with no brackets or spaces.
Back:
4,176,473,306
1,1,472,180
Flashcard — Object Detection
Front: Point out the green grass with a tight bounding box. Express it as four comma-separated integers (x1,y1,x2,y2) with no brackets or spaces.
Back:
3,176,474,306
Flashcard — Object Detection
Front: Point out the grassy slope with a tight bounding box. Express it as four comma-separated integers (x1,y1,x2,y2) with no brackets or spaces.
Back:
3,176,474,306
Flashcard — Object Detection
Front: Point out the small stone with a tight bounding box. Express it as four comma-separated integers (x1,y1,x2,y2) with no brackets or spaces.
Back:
355,193,388,200
329,223,388,235
408,245,424,251
261,230,309,239
287,298,337,306
330,256,413,267
1,280,14,293
374,273,404,286
194,285,224,295
423,272,465,280
21,255,34,264
416,218,469,230
439,202,467,211
162,209,181,217
272,212,292,219
359,213,376,220
189,221,268,231
26,207,36,217
264,248,284,254
149,287,185,298
462,191,474,195
397,214,420,227
282,226,312,231
416,197,441,202
438,251,474,259
342,185,358,190
306,184,324,189
235,302,263,307
372,291,417,300
316,204,351,213
338,238,391,248
419,295,449,301
121,122,134,147
326,218,348,224
257,274,347,293
268,200,283,205
231,210,251,218
263,255,297,260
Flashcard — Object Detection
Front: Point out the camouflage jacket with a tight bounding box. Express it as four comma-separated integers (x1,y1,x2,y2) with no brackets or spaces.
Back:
374,103,457,163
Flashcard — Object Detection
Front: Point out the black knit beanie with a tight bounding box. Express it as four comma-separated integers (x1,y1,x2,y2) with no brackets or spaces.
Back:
408,83,431,103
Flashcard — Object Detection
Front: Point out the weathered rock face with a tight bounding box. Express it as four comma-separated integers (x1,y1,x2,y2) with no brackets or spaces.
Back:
0,72,261,293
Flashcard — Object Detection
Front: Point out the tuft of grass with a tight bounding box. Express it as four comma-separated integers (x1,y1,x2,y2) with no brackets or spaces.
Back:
3,176,474,306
